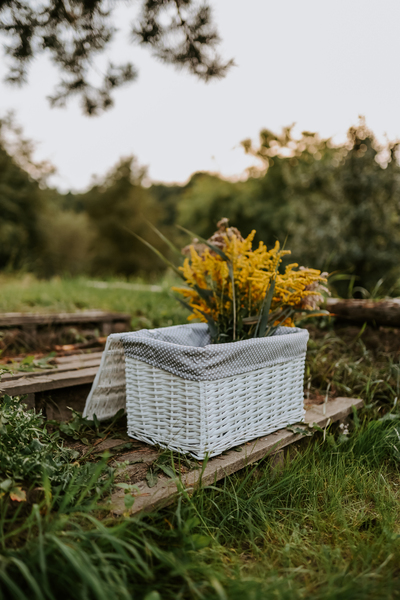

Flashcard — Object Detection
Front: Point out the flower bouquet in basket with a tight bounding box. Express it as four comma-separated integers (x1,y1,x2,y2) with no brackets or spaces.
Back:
171,218,328,344
85,219,329,459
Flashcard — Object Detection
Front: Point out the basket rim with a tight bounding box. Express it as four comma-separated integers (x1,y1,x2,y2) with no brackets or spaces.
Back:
121,323,307,352
121,323,309,382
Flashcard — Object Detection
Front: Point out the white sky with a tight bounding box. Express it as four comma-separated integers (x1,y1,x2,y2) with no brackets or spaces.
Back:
1,0,400,191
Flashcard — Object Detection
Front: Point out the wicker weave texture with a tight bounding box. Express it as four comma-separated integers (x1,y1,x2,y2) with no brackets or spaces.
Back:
125,355,306,459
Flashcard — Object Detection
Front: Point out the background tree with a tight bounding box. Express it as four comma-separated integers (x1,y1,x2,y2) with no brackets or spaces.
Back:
177,121,400,293
2,116,399,291
247,121,400,292
0,115,48,271
338,120,400,288
0,0,232,114
77,157,167,275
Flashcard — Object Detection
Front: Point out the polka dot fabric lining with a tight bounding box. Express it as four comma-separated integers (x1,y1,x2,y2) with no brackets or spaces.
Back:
121,323,309,382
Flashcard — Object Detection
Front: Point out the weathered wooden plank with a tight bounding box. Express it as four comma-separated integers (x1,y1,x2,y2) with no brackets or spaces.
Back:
0,357,101,382
55,351,104,364
0,311,131,328
0,366,99,395
111,397,363,516
326,297,400,327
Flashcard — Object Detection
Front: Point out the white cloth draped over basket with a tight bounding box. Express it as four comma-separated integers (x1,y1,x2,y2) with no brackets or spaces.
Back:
83,323,309,459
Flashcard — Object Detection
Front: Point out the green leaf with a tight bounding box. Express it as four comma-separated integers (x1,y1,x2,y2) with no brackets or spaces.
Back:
287,426,313,437
93,414,100,433
59,422,74,436
193,284,214,303
21,356,34,366
144,592,161,600
378,413,400,422
146,470,158,488
311,423,324,432
189,533,212,550
242,315,261,325
124,494,135,510
255,278,276,338
0,479,13,492
157,463,175,479
115,483,139,491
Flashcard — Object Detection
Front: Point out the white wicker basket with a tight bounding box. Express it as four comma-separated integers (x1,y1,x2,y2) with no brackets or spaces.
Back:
84,324,308,460
125,355,306,459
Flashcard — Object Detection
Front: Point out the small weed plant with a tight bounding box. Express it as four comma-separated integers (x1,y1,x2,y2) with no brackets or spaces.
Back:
0,396,112,507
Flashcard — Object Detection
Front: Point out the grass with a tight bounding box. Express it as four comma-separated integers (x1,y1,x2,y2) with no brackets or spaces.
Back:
305,322,400,409
1,412,400,599
1,274,400,598
0,273,186,331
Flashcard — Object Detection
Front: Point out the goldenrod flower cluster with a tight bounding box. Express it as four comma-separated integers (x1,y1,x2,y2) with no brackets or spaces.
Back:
173,229,327,343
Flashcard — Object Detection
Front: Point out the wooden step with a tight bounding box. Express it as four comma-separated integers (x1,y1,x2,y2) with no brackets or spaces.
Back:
0,365,100,396
0,350,104,420
0,356,102,383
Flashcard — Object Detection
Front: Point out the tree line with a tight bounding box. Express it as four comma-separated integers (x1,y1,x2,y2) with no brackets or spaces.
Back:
1,116,400,295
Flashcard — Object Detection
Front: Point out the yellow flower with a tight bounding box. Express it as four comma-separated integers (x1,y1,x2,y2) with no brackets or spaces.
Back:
174,226,327,342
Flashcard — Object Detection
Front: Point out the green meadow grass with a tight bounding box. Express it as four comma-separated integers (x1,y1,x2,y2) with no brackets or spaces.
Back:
1,415,400,599
0,274,186,330
1,275,400,598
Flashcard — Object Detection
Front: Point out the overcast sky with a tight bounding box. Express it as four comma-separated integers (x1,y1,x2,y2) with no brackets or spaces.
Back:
1,0,400,191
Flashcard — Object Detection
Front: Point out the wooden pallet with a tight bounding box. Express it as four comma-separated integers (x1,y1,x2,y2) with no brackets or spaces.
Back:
0,352,102,420
111,396,363,515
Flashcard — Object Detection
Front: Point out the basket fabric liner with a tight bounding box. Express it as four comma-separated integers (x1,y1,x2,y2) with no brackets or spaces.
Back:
83,324,309,422
121,323,308,381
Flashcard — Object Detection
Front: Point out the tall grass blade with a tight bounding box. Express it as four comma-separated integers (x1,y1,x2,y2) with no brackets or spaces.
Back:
0,569,31,600
123,228,185,281
8,558,44,599
144,220,183,258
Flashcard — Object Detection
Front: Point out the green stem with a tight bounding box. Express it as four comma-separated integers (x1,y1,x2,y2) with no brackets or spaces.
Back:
229,264,236,341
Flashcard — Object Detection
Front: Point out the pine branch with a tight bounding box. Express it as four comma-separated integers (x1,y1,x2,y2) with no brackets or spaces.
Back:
0,0,233,114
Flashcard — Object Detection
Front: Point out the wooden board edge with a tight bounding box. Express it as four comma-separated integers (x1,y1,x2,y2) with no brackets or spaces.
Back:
0,366,99,394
